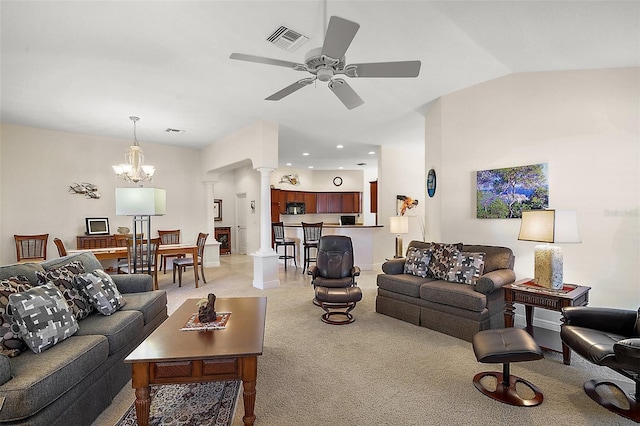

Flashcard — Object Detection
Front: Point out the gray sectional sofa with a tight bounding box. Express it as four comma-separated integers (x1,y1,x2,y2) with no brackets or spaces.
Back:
0,252,167,426
376,241,515,342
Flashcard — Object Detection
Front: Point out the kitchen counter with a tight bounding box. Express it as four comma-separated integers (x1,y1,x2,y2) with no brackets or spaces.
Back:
280,223,382,270
283,223,383,228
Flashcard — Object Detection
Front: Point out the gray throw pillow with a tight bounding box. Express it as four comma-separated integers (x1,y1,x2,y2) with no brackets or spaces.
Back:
74,270,126,315
427,242,463,280
448,251,486,285
36,260,94,320
404,247,432,278
8,283,79,353
0,276,32,357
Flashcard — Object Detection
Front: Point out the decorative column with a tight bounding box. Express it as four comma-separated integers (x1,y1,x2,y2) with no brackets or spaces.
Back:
251,167,279,289
203,180,220,267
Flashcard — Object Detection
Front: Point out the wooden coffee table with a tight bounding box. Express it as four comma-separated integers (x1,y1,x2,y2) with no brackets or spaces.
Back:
124,297,267,426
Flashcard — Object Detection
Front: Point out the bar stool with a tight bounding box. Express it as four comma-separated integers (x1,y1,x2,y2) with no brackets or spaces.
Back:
272,222,297,270
302,222,323,273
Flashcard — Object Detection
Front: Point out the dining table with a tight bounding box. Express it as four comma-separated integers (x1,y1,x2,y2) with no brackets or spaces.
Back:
68,243,200,287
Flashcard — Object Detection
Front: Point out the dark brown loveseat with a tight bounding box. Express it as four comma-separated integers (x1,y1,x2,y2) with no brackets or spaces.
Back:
376,241,515,342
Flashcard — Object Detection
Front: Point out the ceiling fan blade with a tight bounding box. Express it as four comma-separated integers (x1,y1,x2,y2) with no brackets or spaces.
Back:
345,61,422,78
230,53,304,70
321,16,360,61
265,77,316,101
328,78,364,110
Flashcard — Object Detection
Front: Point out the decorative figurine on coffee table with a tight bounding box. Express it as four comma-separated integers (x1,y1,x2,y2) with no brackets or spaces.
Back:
197,293,217,323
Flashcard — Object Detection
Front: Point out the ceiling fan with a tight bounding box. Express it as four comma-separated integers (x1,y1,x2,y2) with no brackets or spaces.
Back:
230,16,421,110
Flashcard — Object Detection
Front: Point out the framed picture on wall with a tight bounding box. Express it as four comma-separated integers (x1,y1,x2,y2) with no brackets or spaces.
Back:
213,199,222,221
85,217,110,235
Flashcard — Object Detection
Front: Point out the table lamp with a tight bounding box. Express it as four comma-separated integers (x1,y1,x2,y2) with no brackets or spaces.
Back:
518,209,581,290
390,216,409,258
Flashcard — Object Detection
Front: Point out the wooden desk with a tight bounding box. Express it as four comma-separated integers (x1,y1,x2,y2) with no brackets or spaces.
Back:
68,244,200,287
504,279,591,365
125,297,267,426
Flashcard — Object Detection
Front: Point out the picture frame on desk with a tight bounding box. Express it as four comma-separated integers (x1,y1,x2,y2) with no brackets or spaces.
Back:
213,199,222,222
85,217,110,235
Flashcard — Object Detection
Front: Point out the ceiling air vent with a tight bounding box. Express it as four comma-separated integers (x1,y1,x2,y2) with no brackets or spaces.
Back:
266,26,309,52
165,128,185,134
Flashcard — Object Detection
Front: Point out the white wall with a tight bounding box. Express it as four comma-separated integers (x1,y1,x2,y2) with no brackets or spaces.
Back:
376,144,426,264
0,124,207,264
427,68,639,316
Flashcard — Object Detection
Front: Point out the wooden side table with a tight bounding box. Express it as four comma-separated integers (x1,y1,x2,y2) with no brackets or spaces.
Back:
503,279,591,365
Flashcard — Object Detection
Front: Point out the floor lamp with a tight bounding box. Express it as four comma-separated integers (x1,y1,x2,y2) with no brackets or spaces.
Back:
115,188,166,274
390,216,409,258
518,209,581,290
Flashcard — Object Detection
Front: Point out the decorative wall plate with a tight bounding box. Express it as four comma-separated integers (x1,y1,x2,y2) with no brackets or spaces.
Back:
427,169,436,197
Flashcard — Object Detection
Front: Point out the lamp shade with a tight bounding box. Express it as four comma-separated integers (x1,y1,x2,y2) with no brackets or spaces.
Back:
389,216,409,234
518,210,580,243
115,188,166,216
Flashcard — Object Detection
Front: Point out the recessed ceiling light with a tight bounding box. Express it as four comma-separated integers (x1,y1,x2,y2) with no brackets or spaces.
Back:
286,163,292,166
303,152,309,156
368,151,375,155
308,166,314,169
336,145,343,149
338,166,344,170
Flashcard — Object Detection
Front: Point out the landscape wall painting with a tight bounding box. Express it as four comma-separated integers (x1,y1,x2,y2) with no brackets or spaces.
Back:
476,163,549,219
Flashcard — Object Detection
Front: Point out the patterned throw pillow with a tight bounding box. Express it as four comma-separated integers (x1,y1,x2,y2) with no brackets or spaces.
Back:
403,247,432,278
427,242,463,280
0,276,32,357
448,251,486,285
8,283,79,353
36,261,94,320
74,270,126,315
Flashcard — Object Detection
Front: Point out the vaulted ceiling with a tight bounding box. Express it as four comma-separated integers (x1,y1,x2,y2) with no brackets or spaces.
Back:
2,1,638,171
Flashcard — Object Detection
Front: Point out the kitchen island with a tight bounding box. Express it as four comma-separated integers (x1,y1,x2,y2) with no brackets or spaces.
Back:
282,223,383,270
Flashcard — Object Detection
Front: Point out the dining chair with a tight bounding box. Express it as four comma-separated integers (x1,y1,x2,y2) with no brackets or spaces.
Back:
272,222,297,270
158,229,184,274
302,222,323,273
119,237,161,290
53,238,67,257
14,234,49,262
173,233,208,287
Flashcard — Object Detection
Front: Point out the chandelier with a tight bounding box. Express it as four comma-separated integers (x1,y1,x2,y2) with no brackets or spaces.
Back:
112,116,156,183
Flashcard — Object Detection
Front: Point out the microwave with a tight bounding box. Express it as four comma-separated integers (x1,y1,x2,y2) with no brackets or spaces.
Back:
285,202,305,215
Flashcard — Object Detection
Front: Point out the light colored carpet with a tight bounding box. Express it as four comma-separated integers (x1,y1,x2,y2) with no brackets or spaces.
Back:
93,255,636,426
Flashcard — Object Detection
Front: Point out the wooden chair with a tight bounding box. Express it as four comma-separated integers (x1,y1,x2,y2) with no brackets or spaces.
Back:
302,222,323,273
158,230,184,273
53,238,67,257
173,233,208,287
14,234,48,262
119,237,161,290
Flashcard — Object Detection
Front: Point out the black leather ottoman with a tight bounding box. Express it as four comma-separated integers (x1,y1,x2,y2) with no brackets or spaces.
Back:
472,328,544,406
314,286,362,325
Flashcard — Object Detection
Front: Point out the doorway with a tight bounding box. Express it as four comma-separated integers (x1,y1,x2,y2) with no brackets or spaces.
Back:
236,193,248,254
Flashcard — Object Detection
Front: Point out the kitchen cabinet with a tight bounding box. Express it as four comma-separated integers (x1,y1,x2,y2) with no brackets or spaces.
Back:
303,192,317,213
370,180,378,214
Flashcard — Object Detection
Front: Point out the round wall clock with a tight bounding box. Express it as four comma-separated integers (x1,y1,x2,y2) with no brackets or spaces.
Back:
427,169,436,197
333,176,343,186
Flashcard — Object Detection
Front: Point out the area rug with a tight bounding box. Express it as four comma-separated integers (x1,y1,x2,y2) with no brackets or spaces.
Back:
116,380,240,426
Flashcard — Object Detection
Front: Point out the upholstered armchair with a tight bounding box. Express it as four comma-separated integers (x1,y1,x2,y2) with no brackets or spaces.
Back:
560,306,640,422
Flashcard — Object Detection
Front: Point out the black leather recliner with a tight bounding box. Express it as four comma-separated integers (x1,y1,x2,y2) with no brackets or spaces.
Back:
560,306,640,422
308,236,362,324
308,235,360,291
